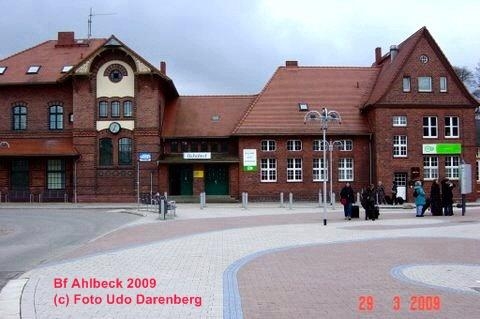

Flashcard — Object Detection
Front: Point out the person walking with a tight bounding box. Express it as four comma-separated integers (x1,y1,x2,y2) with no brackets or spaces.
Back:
340,182,355,220
414,180,426,217
391,181,398,205
430,179,442,216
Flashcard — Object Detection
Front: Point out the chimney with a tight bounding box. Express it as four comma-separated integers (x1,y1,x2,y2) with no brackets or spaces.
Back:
390,45,399,62
57,32,75,46
160,61,166,75
285,60,298,68
375,47,382,64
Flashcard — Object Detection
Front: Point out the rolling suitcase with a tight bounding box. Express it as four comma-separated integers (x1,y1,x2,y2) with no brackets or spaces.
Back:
365,206,380,220
351,205,359,218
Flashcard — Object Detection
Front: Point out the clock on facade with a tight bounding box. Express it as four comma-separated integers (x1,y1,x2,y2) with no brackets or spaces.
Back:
109,122,121,134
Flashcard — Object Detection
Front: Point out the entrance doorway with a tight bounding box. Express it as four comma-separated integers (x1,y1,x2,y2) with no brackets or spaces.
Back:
169,165,193,195
205,165,229,195
394,172,407,200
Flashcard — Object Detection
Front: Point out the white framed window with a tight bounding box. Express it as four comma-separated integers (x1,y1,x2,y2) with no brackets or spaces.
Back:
313,158,328,181
261,158,277,182
261,140,276,151
0,66,7,74
287,140,302,151
440,76,448,92
402,77,411,92
445,156,460,179
444,116,459,138
392,115,407,127
338,158,354,181
423,116,438,138
423,156,438,180
338,140,353,151
313,140,326,151
418,76,432,92
393,135,407,157
287,158,302,182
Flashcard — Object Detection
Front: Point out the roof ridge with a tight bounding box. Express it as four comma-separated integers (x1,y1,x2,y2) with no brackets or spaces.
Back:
283,65,375,70
232,67,281,134
0,40,52,63
180,94,257,98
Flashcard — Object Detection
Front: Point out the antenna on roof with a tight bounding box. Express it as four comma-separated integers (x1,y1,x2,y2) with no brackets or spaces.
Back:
88,7,116,39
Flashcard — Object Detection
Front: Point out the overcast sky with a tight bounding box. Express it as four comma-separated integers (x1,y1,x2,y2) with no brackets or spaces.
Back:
1,0,480,95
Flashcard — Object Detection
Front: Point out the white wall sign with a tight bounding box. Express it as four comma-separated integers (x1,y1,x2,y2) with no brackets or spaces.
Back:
183,152,211,160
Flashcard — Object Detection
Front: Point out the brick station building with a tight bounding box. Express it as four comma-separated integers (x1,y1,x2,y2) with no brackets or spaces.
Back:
0,27,478,203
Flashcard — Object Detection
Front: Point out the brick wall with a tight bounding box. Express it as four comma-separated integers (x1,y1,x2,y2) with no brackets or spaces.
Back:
238,135,371,201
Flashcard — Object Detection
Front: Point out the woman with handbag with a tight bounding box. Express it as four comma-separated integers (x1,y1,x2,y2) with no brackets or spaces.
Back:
340,182,355,220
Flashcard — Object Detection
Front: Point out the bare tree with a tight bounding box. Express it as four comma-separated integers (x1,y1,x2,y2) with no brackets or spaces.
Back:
453,66,474,86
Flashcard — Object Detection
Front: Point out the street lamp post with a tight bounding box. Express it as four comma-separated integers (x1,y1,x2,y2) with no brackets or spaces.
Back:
328,140,344,205
304,108,342,226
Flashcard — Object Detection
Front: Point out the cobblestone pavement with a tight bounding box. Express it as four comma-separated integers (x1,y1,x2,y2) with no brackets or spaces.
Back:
1,204,479,319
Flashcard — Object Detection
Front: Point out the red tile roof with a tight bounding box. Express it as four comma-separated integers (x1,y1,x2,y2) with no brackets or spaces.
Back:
364,27,425,107
0,138,78,157
0,37,106,85
233,66,379,135
163,95,256,138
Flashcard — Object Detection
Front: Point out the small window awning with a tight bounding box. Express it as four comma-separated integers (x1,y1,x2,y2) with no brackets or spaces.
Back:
0,138,79,157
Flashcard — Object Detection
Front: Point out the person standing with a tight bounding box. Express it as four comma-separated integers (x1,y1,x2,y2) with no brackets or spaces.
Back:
414,180,426,217
340,182,355,220
441,178,455,216
430,179,442,216
376,181,386,205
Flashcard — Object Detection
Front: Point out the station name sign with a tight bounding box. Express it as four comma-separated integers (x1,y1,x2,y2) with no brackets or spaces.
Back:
422,143,461,155
183,152,211,160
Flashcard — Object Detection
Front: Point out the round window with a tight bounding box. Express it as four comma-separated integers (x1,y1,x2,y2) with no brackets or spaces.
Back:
109,69,123,83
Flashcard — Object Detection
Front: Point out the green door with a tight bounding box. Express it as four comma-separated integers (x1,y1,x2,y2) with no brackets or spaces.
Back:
11,159,29,191
180,166,193,195
205,165,229,195
169,165,193,195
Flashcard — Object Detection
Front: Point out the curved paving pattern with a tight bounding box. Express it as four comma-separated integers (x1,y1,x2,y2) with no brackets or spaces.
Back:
14,210,480,318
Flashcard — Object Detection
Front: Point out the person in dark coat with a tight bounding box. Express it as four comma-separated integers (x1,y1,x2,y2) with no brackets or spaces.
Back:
362,184,378,220
375,181,386,205
430,179,442,216
441,178,455,216
391,181,398,205
340,182,355,220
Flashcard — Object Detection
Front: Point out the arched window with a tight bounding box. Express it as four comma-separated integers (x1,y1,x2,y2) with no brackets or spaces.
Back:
12,105,27,130
99,138,113,166
98,101,108,118
111,101,120,117
49,105,63,130
118,138,132,165
123,100,133,117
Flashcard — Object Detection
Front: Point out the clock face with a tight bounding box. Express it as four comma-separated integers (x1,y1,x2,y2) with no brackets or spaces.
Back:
109,122,121,134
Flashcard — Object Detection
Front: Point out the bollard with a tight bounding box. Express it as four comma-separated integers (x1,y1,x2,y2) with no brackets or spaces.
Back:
288,192,293,210
242,192,248,209
280,192,284,208
200,192,206,209
160,198,166,220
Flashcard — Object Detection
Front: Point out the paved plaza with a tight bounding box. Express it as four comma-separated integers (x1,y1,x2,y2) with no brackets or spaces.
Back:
1,203,479,318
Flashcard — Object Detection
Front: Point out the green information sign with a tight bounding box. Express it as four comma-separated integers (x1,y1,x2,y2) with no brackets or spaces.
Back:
423,143,462,154
243,149,257,172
